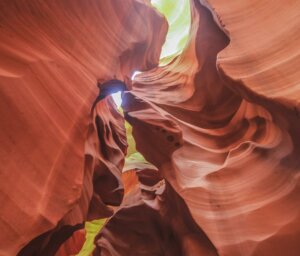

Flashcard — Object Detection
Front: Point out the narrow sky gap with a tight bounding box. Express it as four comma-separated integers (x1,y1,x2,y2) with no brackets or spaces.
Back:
151,0,191,65
110,0,190,171
111,91,122,108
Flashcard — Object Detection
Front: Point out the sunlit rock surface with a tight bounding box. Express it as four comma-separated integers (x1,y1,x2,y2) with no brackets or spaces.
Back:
123,0,300,255
0,0,166,255
1,0,300,255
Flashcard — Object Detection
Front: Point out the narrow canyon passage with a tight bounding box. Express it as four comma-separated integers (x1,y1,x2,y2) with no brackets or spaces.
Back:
1,0,300,256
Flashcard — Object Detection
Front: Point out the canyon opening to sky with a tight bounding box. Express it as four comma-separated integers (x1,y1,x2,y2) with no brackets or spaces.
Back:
1,0,300,256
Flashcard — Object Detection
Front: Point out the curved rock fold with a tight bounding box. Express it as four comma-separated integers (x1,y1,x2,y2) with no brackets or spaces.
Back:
0,0,300,256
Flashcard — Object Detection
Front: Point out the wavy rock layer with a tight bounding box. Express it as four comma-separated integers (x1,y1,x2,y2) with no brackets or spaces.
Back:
1,0,300,256
123,0,300,256
0,0,166,255
94,169,218,256
206,0,300,108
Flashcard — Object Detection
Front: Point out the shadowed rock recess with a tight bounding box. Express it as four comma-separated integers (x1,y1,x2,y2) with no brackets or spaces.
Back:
1,0,300,255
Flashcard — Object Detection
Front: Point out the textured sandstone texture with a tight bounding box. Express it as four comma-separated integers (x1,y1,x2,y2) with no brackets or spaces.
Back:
0,0,166,255
123,0,300,255
1,0,300,255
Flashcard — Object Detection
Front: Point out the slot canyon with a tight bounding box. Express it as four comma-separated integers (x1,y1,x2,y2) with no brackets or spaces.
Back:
1,0,300,255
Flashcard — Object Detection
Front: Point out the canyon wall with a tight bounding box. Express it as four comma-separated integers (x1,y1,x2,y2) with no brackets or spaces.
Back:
0,0,300,255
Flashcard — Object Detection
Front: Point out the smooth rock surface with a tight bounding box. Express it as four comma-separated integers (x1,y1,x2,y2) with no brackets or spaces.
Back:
1,0,300,255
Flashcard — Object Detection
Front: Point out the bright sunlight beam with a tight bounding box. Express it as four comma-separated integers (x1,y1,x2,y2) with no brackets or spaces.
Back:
111,91,122,108
131,70,142,80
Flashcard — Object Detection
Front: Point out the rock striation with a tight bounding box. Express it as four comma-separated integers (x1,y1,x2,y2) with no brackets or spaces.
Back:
0,0,300,255
0,0,166,255
123,0,300,255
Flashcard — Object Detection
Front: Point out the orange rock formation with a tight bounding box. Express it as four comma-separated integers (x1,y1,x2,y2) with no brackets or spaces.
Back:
1,0,300,255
